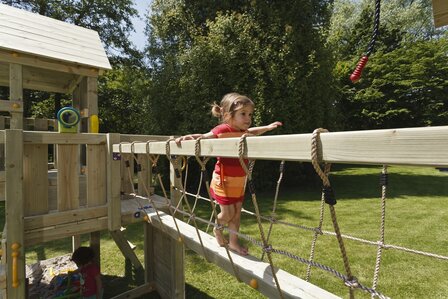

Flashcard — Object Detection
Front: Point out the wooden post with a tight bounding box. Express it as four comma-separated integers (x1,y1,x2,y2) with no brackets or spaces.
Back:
141,155,154,285
169,155,185,299
107,133,122,231
5,130,25,298
9,64,23,130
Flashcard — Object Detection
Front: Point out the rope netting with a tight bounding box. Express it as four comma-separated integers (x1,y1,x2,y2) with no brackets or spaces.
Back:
117,130,448,299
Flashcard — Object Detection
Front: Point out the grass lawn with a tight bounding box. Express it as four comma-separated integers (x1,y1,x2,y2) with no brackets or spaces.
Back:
3,165,447,298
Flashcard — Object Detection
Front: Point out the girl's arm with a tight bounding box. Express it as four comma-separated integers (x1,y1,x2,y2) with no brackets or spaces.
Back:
175,131,215,144
248,121,282,135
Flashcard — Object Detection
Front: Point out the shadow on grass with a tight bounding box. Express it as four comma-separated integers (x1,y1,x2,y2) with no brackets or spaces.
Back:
103,261,214,299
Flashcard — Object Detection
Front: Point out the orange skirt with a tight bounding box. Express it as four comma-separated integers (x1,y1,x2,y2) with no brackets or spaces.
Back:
209,171,246,205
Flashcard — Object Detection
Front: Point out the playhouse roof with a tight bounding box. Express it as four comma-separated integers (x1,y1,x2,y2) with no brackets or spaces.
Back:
0,3,111,94
0,3,111,70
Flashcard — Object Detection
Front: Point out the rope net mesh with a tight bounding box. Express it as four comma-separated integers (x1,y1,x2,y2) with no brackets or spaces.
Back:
117,132,448,299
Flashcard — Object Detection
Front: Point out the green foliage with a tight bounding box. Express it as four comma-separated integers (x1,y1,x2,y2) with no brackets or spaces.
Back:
336,38,448,129
329,0,448,130
145,1,337,136
98,65,150,134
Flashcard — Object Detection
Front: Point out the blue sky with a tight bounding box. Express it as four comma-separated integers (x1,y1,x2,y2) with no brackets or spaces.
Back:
130,0,152,50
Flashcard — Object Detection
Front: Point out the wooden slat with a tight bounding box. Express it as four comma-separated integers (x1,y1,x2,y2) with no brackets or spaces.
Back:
86,144,106,206
25,217,108,246
114,126,448,167
23,144,48,216
33,118,49,131
23,131,106,144
0,99,23,112
57,144,79,211
24,206,107,231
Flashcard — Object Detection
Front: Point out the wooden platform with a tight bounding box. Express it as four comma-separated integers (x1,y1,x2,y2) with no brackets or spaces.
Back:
21,194,340,298
125,196,341,299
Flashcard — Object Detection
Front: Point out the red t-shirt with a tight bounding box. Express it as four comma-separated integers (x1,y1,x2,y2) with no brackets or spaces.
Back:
209,124,248,204
79,263,101,297
211,123,247,176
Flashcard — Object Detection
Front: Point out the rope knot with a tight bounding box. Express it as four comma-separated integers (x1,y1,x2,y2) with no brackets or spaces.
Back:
238,134,251,179
270,212,278,224
344,276,359,289
379,173,388,186
322,186,337,205
263,244,273,253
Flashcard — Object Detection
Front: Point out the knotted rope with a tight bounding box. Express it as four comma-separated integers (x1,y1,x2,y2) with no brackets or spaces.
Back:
194,137,242,281
238,134,284,299
310,128,356,299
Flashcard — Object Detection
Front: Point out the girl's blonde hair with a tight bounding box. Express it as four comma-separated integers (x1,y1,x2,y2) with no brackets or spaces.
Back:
211,93,254,123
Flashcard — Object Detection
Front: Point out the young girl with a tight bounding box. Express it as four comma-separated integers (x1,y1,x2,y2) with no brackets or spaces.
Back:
176,92,282,255
71,246,103,299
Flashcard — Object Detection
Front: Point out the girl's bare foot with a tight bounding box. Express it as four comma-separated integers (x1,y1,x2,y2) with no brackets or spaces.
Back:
229,243,248,256
213,227,228,246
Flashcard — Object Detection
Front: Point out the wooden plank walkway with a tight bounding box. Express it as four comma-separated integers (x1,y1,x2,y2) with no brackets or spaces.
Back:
125,195,341,299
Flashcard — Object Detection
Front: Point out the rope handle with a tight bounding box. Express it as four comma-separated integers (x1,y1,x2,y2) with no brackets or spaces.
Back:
350,0,381,83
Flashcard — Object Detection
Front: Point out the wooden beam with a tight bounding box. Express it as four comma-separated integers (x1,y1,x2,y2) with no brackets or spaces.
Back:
24,206,108,231
67,75,84,94
114,126,448,167
23,131,106,145
110,230,143,269
137,196,340,299
25,217,108,246
0,49,100,77
433,0,448,27
0,100,23,113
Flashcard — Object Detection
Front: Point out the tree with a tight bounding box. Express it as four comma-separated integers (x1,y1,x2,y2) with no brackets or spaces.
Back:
145,0,337,136
335,38,448,129
98,64,150,134
329,0,448,130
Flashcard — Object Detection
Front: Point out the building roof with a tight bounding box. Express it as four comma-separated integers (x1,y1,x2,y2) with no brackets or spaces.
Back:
0,3,111,70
